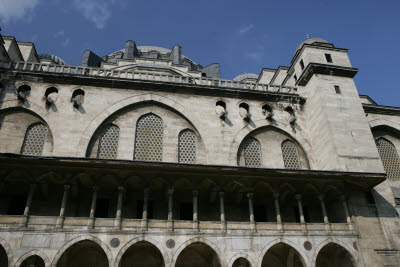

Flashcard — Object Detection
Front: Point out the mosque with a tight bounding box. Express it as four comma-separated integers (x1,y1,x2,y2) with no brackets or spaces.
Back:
0,30,399,266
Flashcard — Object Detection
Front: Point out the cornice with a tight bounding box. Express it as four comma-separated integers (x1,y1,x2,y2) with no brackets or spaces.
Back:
296,63,358,86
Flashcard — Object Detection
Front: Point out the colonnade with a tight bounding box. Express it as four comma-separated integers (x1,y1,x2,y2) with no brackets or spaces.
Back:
17,183,354,231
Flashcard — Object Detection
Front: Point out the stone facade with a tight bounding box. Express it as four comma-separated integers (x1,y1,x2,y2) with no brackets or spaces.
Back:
0,33,399,267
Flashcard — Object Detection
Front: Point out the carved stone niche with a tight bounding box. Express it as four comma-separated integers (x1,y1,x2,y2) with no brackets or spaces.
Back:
375,250,400,266
44,87,59,105
216,100,227,119
17,84,31,102
239,102,251,121
285,106,296,124
71,89,85,108
262,104,273,120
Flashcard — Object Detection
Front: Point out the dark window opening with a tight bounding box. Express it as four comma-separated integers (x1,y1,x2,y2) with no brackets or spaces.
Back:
294,74,297,82
293,206,309,223
366,191,375,204
300,59,305,70
201,73,207,77
325,53,333,63
254,204,267,222
136,200,154,219
395,198,400,206
95,198,110,218
44,87,58,98
7,195,26,215
179,202,193,220
216,100,226,109
334,85,341,94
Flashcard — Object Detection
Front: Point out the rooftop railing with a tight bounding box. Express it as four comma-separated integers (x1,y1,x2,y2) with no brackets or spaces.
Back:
0,61,298,94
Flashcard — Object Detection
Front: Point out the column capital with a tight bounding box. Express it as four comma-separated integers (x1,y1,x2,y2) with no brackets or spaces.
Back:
118,186,124,191
192,190,198,197
318,194,325,201
340,195,347,201
64,184,71,190
168,188,174,195
92,186,99,192
295,194,302,200
246,193,253,199
144,188,150,197
273,192,279,199
219,191,224,197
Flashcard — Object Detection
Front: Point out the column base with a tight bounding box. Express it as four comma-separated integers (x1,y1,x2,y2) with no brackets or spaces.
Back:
167,219,174,231
87,217,95,229
55,216,64,229
193,220,199,232
221,221,227,232
20,215,29,227
250,221,256,233
141,219,148,230
114,218,121,230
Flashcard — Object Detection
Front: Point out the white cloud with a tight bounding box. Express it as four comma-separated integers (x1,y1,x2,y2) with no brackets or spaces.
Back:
61,38,70,47
0,0,39,23
54,31,65,38
73,0,111,29
245,51,263,60
53,30,70,47
239,24,254,34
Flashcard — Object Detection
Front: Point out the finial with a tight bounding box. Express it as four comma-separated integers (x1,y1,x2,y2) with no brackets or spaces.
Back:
306,33,310,40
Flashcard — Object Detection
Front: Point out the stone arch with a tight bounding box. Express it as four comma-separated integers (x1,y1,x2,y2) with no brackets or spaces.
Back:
369,119,400,134
257,238,309,267
15,250,50,267
76,93,208,158
50,235,112,267
171,237,226,267
0,106,55,155
0,100,50,122
113,236,169,267
312,239,358,267
229,122,311,167
0,237,13,267
228,253,256,267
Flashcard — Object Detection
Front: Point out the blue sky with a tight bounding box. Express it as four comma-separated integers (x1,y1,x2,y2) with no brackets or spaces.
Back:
1,0,399,106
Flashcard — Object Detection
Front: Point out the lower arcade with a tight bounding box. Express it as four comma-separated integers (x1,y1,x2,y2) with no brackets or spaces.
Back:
0,154,383,267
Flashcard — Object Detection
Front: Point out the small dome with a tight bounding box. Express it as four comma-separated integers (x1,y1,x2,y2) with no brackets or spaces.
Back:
295,38,330,53
38,54,67,65
233,73,259,81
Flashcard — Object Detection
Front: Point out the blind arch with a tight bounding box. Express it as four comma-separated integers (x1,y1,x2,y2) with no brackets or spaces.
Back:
134,113,164,161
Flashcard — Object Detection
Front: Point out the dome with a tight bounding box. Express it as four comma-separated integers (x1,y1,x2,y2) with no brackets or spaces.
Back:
38,54,67,65
233,73,259,82
295,38,330,53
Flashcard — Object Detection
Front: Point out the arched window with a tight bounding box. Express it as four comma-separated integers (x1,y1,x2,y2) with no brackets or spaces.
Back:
376,137,400,180
21,123,48,156
134,113,163,161
282,140,300,169
239,137,261,167
98,124,120,159
178,129,196,163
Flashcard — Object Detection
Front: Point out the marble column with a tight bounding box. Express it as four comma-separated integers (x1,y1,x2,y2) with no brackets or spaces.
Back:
56,185,70,228
318,194,331,231
167,188,174,231
141,188,149,230
219,192,227,232
341,195,353,230
295,194,306,231
247,193,256,232
274,193,282,231
114,186,124,230
87,186,98,229
193,190,199,231
21,183,36,227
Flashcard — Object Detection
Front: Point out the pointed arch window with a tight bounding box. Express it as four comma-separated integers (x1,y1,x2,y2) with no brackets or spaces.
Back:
178,129,196,163
376,137,400,180
239,137,262,167
134,113,163,161
21,123,48,156
282,139,300,169
98,124,120,159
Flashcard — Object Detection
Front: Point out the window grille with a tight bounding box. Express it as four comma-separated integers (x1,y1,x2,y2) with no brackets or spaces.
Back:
98,124,120,159
134,113,163,161
282,140,300,169
21,123,48,156
376,138,400,180
240,137,261,167
178,129,196,163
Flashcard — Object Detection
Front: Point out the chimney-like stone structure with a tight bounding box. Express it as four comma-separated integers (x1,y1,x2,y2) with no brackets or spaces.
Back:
123,40,139,60
170,45,182,65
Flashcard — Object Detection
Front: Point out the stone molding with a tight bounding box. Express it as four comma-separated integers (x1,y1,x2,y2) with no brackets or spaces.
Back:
14,250,50,267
